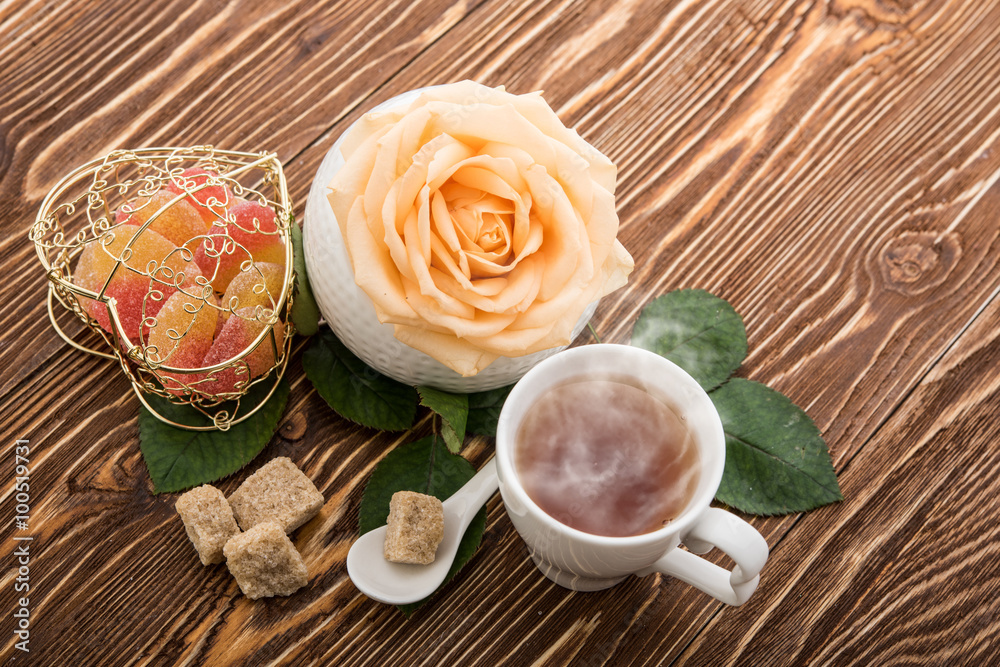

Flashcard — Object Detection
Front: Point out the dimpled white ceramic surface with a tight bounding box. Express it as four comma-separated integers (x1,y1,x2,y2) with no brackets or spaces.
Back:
303,88,598,392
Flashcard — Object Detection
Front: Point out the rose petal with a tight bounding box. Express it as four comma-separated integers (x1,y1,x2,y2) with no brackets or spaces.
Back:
341,108,404,157
329,123,393,223
430,192,473,282
382,134,468,280
392,324,500,377
491,91,617,194
403,188,452,310
524,165,592,302
464,320,559,355
601,240,635,296
425,136,477,185
430,155,539,277
402,277,515,337
343,197,417,325
425,101,560,177
432,252,542,314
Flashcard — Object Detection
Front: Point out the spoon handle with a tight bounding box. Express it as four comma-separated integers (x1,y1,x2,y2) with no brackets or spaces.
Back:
446,458,499,532
469,457,499,506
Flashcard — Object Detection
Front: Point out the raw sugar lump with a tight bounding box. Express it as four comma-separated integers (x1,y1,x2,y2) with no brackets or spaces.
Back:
227,457,324,533
175,484,241,565
223,522,308,599
384,491,444,565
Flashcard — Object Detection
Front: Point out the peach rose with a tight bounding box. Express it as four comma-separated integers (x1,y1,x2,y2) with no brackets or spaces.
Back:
327,81,634,376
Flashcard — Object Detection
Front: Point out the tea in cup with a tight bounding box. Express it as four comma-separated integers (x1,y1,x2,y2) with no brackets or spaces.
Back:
495,344,768,605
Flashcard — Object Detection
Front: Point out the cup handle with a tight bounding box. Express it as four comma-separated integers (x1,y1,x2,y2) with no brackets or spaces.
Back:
637,508,769,606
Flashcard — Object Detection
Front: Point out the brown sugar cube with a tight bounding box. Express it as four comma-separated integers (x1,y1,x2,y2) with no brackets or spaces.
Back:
223,522,309,599
383,491,445,565
227,457,324,534
175,484,241,565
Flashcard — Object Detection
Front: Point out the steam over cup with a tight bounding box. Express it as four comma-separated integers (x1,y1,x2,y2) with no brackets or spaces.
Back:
495,344,769,606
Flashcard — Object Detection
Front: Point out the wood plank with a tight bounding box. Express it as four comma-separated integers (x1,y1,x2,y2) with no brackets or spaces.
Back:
275,0,1000,662
292,0,1000,464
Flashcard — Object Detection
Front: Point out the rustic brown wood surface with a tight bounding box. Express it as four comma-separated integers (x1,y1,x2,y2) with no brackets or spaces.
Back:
2,0,1000,664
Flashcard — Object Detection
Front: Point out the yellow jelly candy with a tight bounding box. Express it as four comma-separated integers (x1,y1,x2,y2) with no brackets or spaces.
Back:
115,190,209,247
75,225,203,343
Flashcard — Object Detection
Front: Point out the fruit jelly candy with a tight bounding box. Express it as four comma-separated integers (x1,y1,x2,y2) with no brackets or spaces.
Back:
147,290,218,366
197,307,285,395
75,225,203,343
228,199,281,248
194,235,252,294
115,190,209,247
212,293,225,339
223,521,308,599
146,290,219,393
166,167,233,224
175,485,240,566
193,199,286,293
194,238,286,294
227,457,324,534
82,273,162,344
220,262,285,322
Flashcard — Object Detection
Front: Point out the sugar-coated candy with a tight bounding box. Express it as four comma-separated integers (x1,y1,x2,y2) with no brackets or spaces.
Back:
166,167,232,224
227,199,284,252
146,290,218,392
115,190,209,247
197,307,285,395
75,225,202,343
220,262,285,322
194,198,286,292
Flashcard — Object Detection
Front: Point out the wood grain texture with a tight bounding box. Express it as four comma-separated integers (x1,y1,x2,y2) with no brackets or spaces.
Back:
2,0,1000,664
679,290,1000,666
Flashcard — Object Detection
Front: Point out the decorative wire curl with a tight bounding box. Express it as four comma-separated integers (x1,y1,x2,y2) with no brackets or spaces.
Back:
31,146,296,431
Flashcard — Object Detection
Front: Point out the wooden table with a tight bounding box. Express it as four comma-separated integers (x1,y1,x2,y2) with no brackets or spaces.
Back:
3,0,1000,664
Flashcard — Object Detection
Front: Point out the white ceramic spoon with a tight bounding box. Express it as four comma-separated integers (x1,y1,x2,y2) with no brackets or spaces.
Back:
346,458,499,605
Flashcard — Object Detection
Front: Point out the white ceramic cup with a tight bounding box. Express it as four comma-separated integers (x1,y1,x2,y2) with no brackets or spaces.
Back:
495,344,769,606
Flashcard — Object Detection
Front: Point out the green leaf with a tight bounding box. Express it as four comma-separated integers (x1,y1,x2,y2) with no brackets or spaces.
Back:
418,386,468,453
466,384,514,437
289,219,321,336
631,289,747,391
139,378,290,494
711,379,842,515
358,435,487,614
302,328,418,430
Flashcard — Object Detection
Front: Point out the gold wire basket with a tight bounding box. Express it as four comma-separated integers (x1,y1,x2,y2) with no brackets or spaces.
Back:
30,146,295,431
